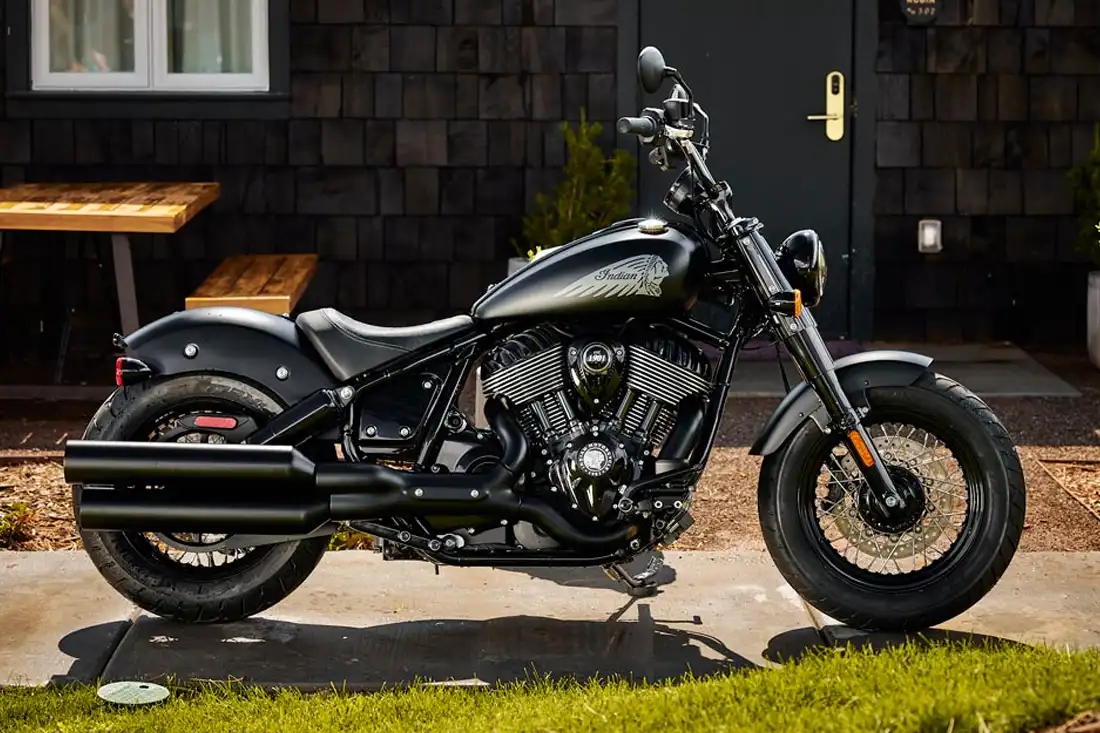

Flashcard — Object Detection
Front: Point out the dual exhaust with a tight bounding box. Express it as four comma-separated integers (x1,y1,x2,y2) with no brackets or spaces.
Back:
65,401,636,551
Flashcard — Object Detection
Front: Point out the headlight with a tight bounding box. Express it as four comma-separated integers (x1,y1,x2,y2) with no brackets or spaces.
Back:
776,229,827,308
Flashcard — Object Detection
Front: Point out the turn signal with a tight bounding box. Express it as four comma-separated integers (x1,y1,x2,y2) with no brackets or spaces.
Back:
765,290,802,318
848,430,875,467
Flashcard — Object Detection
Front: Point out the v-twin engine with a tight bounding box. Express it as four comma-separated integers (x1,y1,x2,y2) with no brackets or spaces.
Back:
479,325,710,527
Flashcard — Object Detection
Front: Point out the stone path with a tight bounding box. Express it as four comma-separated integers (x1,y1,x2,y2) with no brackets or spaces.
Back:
1,550,1097,689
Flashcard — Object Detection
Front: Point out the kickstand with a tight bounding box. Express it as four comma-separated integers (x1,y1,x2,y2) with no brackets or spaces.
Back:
603,554,664,598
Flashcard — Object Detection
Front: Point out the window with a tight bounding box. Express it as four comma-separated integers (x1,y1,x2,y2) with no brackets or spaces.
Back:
31,0,268,93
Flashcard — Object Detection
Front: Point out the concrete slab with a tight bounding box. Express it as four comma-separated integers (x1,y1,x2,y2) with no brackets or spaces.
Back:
0,552,136,686
101,551,822,690
3,550,1097,691
728,342,1080,398
806,552,1100,650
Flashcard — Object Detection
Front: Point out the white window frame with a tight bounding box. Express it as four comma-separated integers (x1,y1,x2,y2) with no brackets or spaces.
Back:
151,0,269,92
31,0,269,93
31,0,151,90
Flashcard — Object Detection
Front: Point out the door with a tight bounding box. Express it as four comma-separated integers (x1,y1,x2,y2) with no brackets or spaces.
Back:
638,1,855,338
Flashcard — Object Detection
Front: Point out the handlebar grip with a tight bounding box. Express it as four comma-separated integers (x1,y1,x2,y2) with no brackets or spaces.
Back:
617,115,658,137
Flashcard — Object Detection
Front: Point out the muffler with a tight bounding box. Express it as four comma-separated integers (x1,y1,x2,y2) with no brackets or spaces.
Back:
67,400,636,550
69,442,512,534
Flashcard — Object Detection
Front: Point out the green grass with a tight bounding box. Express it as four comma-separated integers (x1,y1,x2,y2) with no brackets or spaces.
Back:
2,641,1097,733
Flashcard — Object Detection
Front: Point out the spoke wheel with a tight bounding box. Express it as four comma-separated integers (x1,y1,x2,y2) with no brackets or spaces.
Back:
123,403,266,579
758,372,1026,631
809,422,976,583
75,374,330,624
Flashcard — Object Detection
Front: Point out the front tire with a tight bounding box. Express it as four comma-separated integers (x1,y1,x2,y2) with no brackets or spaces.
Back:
74,374,329,624
759,372,1026,632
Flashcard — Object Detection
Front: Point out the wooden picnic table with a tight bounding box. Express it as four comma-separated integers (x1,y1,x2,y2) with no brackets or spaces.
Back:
0,182,220,336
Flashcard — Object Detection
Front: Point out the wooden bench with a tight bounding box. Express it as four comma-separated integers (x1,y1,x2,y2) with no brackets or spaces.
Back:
186,254,318,316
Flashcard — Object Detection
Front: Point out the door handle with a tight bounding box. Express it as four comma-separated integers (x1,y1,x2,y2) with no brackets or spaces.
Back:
807,71,845,141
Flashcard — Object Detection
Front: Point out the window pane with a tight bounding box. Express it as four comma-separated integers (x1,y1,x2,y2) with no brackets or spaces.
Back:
48,0,136,73
168,0,253,74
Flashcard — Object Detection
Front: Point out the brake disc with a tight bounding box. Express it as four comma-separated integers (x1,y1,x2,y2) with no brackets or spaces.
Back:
823,429,962,559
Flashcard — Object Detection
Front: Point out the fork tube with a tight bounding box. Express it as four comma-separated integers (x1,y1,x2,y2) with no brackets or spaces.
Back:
734,227,907,515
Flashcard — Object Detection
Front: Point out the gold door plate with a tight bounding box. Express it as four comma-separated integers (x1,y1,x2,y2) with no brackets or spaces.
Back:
807,71,845,142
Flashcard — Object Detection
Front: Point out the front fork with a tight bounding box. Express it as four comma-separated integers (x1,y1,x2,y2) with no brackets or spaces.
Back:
735,221,909,517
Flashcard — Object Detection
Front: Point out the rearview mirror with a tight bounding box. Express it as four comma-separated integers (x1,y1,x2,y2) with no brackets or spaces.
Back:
638,46,667,94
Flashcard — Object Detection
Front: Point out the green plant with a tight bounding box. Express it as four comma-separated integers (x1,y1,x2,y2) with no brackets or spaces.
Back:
0,503,33,549
327,525,374,551
513,111,636,260
1066,122,1100,266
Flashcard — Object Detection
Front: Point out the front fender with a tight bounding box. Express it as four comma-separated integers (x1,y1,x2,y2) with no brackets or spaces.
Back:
123,307,338,406
748,350,934,456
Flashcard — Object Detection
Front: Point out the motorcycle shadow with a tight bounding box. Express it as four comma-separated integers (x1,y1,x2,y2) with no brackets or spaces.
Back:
50,616,1024,691
493,551,678,593
762,625,1026,665
52,606,761,690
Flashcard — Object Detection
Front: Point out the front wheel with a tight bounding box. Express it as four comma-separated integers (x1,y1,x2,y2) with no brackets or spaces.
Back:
759,372,1026,632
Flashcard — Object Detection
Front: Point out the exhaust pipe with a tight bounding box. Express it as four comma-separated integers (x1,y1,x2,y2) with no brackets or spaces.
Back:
68,400,635,551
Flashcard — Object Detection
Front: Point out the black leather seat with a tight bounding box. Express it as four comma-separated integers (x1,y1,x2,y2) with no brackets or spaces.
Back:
296,308,476,381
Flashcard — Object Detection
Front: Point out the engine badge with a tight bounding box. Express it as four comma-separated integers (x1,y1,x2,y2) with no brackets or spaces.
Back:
580,343,613,374
637,218,668,234
578,442,613,477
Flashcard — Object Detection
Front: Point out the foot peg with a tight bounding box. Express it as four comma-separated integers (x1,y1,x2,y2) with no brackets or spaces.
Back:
603,554,664,597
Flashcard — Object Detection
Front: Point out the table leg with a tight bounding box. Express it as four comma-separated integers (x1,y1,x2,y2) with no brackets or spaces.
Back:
111,234,140,336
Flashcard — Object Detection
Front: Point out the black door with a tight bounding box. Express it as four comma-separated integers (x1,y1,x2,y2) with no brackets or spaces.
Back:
638,1,855,338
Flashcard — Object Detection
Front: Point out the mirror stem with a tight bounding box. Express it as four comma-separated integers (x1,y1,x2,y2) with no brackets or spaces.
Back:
668,68,693,112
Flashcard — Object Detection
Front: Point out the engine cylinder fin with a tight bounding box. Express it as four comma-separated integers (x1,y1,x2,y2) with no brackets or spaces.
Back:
542,395,570,436
482,344,565,406
527,400,554,435
623,396,650,437
625,345,710,405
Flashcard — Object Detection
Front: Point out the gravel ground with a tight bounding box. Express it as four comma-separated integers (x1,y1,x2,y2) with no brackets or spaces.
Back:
1,352,1098,553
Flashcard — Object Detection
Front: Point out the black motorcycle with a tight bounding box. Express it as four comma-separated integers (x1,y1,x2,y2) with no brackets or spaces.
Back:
64,47,1025,632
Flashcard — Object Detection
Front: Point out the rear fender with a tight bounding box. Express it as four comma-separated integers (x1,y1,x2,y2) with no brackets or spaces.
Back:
748,350,934,456
121,307,338,406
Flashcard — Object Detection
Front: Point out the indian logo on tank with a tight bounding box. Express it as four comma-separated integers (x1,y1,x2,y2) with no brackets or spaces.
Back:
554,255,670,299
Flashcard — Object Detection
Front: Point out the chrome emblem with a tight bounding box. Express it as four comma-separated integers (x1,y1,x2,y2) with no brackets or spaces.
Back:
554,255,670,299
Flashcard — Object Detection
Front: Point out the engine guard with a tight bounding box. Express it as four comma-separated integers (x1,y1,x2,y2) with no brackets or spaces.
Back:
749,350,934,457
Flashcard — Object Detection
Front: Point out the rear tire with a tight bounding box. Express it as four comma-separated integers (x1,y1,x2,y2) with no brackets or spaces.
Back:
74,374,329,624
758,372,1026,632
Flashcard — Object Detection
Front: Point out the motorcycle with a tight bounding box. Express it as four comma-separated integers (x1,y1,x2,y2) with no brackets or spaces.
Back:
63,47,1025,632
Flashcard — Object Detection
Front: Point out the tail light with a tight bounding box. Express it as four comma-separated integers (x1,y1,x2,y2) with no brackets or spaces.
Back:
115,357,153,387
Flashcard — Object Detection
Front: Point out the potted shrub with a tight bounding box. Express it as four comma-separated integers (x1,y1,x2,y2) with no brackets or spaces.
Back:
508,111,636,275
1066,123,1100,369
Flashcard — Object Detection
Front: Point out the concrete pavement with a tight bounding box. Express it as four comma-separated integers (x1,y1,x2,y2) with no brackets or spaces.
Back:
1,550,1097,690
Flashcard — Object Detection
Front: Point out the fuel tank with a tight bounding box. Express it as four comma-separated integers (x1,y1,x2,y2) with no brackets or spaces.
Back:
472,218,711,322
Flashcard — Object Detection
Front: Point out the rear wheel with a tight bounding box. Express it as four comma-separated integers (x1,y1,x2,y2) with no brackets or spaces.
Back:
74,374,330,624
758,372,1026,632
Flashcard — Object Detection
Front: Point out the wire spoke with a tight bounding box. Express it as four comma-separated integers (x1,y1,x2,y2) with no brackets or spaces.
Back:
139,410,256,570
812,420,970,576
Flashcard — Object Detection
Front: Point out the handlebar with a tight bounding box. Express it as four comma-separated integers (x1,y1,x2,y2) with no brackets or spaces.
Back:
616,115,658,137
